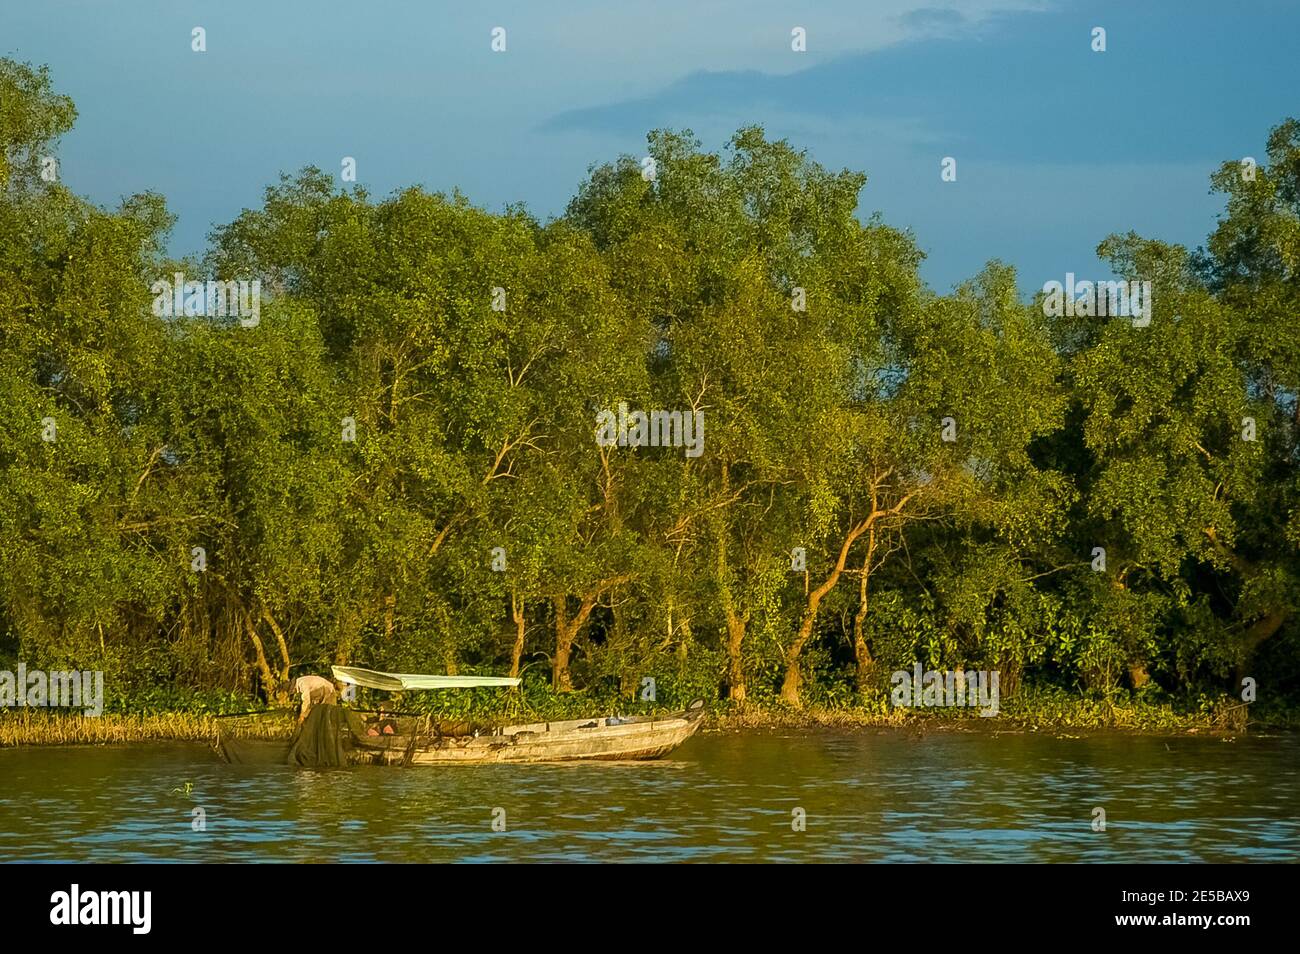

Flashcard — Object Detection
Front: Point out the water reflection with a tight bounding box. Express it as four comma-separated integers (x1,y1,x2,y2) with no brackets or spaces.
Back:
0,731,1296,862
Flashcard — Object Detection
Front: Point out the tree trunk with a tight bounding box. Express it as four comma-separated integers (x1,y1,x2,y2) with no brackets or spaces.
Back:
260,603,292,687
553,596,574,692
852,528,876,692
243,611,285,703
551,579,627,692
725,610,748,702
1202,531,1288,680
781,518,873,707
713,472,749,702
509,592,526,681
1235,609,1287,683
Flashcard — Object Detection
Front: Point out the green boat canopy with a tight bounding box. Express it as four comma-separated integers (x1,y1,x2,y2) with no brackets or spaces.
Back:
331,665,520,692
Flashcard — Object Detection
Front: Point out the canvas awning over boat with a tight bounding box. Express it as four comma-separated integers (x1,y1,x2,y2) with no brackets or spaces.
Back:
331,665,520,692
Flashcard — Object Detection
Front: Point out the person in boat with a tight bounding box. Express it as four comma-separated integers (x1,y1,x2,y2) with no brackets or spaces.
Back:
291,673,339,723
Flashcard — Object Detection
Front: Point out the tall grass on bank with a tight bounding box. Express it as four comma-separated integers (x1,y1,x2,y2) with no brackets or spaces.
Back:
709,688,1268,734
0,710,294,747
0,687,1281,747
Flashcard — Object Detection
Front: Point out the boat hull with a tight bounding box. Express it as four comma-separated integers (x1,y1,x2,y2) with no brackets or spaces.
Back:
351,703,705,765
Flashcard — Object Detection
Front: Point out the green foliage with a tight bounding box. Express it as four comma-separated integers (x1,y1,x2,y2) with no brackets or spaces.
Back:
1,61,1297,722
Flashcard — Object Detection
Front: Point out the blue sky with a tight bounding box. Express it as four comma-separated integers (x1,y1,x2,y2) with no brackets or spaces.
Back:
2,0,1296,292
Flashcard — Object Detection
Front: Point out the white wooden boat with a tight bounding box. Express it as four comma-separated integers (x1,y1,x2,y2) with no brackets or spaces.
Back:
351,700,706,765
220,667,706,766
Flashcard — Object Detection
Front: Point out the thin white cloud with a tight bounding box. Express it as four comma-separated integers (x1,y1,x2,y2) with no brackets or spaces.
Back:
515,0,1052,92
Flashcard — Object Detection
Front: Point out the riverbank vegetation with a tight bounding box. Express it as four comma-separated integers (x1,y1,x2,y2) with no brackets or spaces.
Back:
0,687,1275,748
0,709,293,747
2,59,1299,734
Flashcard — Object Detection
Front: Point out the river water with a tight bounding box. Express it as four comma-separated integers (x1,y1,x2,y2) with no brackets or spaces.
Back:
1,729,1297,862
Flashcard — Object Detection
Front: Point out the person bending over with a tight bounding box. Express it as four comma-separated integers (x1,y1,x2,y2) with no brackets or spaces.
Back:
292,674,339,723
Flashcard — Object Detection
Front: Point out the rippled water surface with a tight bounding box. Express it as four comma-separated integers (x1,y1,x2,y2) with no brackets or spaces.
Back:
1,730,1297,862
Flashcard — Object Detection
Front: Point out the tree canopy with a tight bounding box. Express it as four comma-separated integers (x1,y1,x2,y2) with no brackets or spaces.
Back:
2,59,1297,715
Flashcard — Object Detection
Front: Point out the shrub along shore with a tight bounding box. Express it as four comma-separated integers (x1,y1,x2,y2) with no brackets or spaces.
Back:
0,686,1282,747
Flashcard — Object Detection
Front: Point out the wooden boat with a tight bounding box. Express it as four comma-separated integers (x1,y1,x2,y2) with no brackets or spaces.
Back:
218,666,705,766
350,700,706,765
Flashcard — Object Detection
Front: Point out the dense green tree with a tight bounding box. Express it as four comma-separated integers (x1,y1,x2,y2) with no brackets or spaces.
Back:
2,60,1296,718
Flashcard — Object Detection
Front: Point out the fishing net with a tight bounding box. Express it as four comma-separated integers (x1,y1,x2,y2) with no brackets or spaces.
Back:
218,737,293,765
219,704,368,767
285,704,367,767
